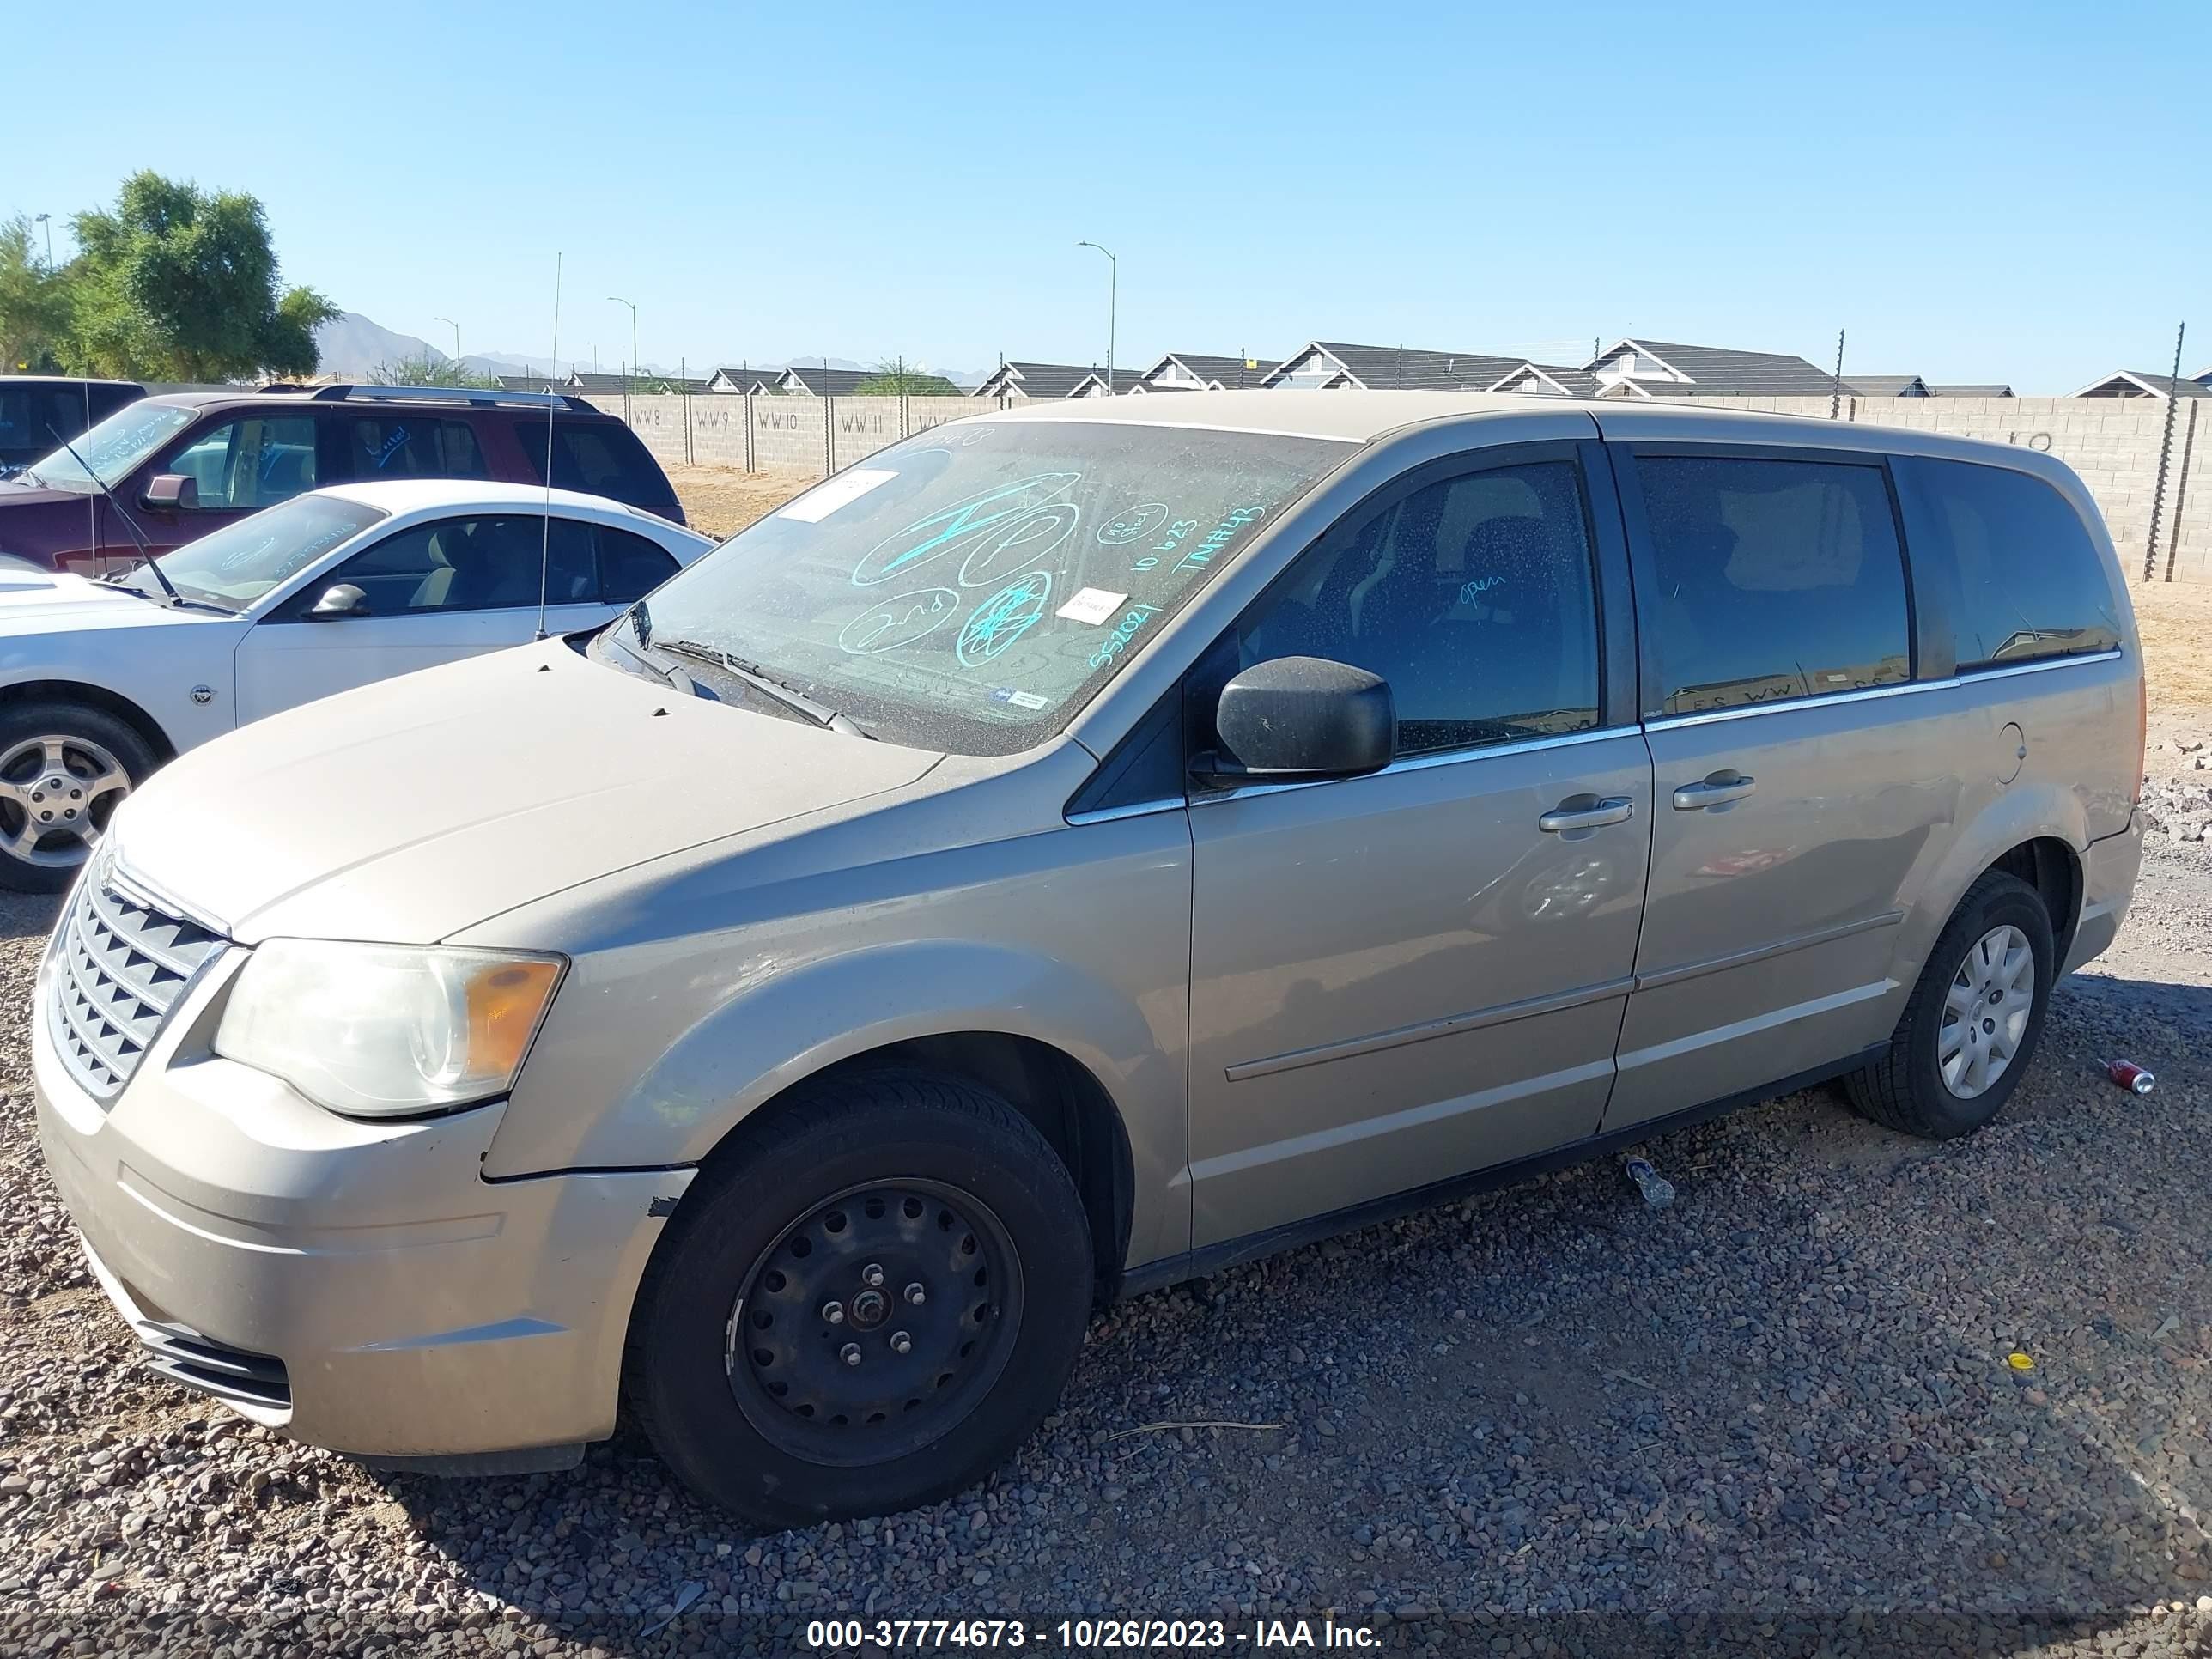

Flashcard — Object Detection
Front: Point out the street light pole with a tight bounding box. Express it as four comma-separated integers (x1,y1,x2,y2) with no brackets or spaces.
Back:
608,296,639,410
33,214,53,269
434,316,460,368
1076,241,1117,392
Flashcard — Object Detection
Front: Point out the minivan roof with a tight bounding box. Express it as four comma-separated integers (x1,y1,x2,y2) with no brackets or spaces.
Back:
975,388,1873,444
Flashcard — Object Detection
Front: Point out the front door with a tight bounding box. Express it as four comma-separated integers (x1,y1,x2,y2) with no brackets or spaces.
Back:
1601,445,1959,1132
131,413,329,558
234,513,609,722
1186,443,1651,1247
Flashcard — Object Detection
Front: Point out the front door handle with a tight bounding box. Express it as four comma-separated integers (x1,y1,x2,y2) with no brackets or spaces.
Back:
1538,796,1635,833
1672,772,1756,811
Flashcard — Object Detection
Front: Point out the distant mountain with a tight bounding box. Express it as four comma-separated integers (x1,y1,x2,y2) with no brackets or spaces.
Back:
314,313,986,390
312,313,446,378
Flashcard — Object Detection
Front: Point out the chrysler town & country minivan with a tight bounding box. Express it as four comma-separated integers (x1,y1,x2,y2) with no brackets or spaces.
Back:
34,392,2143,1528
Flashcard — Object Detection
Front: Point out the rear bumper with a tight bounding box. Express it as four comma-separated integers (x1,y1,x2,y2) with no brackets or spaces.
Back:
2063,811,2143,975
33,948,692,1460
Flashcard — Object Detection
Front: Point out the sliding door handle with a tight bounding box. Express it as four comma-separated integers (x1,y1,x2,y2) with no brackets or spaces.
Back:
1538,796,1635,833
1672,773,1756,811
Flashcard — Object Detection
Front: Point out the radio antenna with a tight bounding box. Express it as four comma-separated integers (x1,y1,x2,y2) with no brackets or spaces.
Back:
536,250,562,641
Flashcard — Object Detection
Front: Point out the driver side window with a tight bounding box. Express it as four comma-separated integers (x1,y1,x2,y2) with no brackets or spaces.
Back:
1226,457,1604,755
166,416,319,510
295,515,596,617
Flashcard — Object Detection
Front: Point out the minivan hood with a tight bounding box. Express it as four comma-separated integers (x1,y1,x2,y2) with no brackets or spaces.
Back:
113,639,943,945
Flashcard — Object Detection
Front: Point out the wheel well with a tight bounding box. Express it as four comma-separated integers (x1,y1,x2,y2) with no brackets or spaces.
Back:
0,681,176,763
732,1034,1135,1302
1989,837,2080,961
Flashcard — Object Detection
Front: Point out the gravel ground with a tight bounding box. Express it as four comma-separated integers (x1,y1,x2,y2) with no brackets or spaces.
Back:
3,825,2211,1654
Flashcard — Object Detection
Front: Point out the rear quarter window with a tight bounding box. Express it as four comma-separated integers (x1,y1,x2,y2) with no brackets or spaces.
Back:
1900,458,2120,672
514,418,677,513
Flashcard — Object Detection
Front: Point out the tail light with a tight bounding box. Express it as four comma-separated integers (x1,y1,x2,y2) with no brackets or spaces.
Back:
2134,670,2147,806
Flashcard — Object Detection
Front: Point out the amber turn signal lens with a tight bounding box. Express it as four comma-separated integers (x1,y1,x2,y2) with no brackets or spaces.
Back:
465,958,563,1079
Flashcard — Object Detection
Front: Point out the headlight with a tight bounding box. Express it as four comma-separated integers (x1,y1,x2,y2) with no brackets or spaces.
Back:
214,939,564,1117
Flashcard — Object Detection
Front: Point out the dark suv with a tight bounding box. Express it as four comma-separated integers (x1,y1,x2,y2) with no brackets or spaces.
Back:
0,378,147,481
0,383,682,570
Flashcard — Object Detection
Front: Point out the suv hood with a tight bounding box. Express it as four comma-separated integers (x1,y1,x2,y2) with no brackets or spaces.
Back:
0,568,211,635
113,638,943,945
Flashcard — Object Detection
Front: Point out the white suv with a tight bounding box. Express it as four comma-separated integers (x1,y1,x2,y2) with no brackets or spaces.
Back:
0,478,712,890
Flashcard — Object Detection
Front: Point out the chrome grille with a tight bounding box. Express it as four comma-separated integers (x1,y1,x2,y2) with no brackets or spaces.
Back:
46,860,224,1101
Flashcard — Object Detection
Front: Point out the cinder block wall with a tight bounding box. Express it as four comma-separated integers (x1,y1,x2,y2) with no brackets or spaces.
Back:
592,391,2209,583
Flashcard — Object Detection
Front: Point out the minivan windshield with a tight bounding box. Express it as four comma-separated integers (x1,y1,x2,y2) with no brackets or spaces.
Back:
16,401,196,493
604,420,1349,753
125,493,386,609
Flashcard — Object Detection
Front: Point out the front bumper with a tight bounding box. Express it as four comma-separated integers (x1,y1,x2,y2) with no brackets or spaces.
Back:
33,945,693,1462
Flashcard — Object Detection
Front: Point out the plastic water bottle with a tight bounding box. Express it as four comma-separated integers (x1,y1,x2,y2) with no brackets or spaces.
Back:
1625,1158,1675,1210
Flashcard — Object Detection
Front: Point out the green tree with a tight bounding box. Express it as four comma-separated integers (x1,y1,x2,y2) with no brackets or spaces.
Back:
68,172,338,381
367,352,501,390
0,216,74,372
855,356,945,395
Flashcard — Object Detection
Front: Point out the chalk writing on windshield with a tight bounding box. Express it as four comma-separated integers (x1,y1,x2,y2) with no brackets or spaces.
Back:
837,586,963,656
851,471,1079,587
1097,502,1168,546
957,572,1053,667
1175,505,1265,574
958,501,1079,589
1086,604,1159,671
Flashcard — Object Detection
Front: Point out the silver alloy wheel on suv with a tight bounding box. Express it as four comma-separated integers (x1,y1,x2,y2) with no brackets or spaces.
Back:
0,732,131,871
1938,923,2036,1099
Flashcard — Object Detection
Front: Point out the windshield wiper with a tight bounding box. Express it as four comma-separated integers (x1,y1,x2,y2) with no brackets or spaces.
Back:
653,637,873,738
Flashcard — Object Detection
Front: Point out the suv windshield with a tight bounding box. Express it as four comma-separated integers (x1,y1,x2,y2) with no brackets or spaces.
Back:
17,401,197,493
137,494,387,608
605,420,1348,753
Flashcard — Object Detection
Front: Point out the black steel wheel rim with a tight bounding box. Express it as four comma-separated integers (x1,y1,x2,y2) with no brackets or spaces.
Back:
726,1178,1024,1468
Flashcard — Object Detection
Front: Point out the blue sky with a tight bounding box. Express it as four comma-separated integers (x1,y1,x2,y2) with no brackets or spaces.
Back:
11,0,2208,391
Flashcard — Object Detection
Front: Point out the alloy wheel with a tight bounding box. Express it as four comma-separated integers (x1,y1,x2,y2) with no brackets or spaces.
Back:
0,734,131,871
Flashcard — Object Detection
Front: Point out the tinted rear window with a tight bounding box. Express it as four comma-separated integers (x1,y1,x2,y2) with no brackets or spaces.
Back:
516,418,672,509
1906,459,2119,671
344,416,488,481
598,526,680,602
1637,455,1911,715
0,385,94,458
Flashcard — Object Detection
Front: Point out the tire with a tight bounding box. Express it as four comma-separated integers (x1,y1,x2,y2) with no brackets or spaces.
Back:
0,701,157,894
625,1069,1093,1528
1844,872,2055,1139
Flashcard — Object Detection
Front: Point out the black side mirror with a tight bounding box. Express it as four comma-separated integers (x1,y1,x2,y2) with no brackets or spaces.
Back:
142,472,198,510
1196,656,1395,785
305,582,369,621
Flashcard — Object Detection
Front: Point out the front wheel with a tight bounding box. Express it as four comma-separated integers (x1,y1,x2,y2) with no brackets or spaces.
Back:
625,1070,1093,1528
0,702,156,893
1844,871,2055,1139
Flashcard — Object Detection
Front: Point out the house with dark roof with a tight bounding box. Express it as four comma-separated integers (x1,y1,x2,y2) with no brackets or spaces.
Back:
1486,362,1604,398
1929,384,2014,398
706,365,780,394
1586,338,1838,398
560,369,708,395
969,362,1114,399
1132,352,1279,392
1846,375,1932,398
2073,368,2212,399
496,374,559,393
1261,342,1537,392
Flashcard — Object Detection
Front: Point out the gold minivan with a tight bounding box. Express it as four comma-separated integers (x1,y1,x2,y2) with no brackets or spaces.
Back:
35,392,2143,1527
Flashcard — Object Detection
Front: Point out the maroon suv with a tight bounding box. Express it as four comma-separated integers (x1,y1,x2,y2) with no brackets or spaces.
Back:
0,383,682,570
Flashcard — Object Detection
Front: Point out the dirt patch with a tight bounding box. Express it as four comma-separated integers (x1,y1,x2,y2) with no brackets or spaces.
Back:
665,465,814,540
2130,579,2212,762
